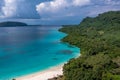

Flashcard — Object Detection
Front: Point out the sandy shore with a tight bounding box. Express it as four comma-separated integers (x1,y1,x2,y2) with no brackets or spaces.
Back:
15,64,63,80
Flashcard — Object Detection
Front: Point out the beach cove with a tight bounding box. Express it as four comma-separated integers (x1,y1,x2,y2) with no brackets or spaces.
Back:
0,26,80,80
15,64,63,80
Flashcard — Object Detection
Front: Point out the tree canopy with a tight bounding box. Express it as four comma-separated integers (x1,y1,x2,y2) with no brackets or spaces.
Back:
58,11,120,80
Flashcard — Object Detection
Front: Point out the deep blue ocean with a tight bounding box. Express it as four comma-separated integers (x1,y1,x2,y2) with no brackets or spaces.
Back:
0,26,80,80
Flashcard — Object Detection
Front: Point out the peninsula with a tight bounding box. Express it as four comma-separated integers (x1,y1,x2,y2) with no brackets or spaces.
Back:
51,11,120,80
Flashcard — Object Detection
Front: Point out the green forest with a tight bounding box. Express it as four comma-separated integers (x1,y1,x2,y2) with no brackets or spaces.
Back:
55,11,120,80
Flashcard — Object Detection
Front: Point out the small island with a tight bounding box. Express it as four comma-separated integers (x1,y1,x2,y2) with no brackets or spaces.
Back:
0,21,27,27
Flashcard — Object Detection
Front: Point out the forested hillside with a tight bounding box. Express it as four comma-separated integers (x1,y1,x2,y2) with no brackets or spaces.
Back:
58,11,120,80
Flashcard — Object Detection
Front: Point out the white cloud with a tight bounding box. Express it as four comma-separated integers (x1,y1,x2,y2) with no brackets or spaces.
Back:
36,0,91,15
0,0,25,18
36,0,120,21
0,0,39,19
105,0,120,5
73,0,90,6
88,5,120,16
36,0,68,13
1,0,17,18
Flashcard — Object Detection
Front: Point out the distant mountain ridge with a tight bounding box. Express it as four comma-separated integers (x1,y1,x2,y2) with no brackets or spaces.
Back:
0,21,27,27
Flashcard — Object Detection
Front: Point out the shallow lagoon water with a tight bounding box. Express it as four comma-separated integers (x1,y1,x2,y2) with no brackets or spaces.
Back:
0,26,80,80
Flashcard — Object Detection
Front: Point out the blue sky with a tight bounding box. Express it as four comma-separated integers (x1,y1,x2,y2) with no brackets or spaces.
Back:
0,0,120,25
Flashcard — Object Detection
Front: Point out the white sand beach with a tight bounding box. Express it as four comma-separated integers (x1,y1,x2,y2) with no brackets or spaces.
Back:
15,64,63,80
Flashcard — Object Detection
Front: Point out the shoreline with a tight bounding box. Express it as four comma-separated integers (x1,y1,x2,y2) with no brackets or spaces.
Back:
13,29,80,80
13,53,80,80
15,64,64,80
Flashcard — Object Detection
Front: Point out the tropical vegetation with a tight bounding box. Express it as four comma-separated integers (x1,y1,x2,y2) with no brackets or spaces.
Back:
56,11,120,80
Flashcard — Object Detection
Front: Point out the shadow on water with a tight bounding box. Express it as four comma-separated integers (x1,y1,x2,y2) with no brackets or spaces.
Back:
56,50,73,55
0,27,50,47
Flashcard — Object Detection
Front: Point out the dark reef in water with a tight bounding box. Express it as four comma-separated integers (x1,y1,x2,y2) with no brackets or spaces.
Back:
57,50,73,55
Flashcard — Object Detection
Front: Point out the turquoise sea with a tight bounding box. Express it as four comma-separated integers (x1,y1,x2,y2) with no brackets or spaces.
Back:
0,26,80,80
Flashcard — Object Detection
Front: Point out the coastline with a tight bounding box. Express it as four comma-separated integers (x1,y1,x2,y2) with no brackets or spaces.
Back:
13,28,80,80
15,64,64,80
14,53,80,80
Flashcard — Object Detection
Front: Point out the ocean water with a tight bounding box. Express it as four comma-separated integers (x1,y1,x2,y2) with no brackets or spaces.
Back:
0,26,80,80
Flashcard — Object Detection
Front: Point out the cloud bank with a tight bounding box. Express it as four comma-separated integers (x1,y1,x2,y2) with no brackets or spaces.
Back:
0,0,40,19
36,0,120,20
1,0,18,18
36,0,91,19
0,0,120,24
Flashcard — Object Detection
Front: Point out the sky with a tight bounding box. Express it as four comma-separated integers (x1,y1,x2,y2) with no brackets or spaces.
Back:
0,0,120,25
